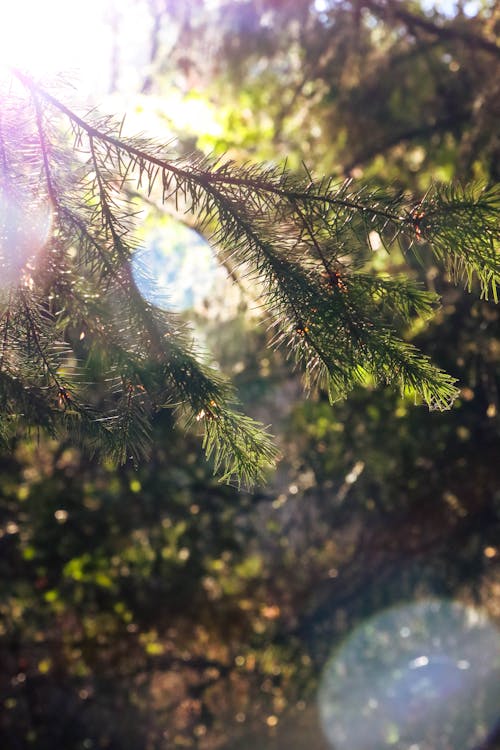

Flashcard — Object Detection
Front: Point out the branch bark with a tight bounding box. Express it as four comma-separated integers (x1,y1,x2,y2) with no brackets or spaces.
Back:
361,0,500,59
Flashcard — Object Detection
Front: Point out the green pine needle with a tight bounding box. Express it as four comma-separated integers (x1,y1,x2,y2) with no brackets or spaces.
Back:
0,70,498,485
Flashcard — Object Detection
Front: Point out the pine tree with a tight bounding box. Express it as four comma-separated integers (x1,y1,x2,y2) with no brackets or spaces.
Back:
0,69,499,484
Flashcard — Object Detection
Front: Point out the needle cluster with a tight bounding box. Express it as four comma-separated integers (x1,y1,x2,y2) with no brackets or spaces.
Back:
0,71,498,484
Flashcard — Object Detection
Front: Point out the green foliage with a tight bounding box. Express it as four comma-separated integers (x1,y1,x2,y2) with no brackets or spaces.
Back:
421,182,500,299
1,69,498,484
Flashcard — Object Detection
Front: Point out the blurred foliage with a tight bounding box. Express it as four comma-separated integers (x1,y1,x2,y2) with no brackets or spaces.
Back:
2,0,500,748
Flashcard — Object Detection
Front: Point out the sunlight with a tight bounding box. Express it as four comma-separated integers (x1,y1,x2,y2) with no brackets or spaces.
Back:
0,0,114,92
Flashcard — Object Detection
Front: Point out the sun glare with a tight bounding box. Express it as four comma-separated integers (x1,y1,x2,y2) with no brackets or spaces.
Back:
0,0,116,93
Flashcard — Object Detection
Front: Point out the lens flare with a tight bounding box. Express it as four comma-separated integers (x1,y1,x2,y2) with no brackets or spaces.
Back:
0,185,52,288
319,599,500,750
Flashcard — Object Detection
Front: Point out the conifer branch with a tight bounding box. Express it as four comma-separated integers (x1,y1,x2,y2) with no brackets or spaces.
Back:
0,70,498,483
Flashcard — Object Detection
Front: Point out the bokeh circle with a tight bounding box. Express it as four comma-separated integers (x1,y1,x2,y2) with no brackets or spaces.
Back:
319,599,500,750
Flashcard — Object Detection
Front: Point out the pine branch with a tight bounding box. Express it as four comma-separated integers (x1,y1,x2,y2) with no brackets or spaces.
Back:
0,70,498,484
416,182,500,300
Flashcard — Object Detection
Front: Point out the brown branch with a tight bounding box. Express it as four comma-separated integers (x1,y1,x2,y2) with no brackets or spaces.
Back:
361,0,500,58
342,115,469,174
